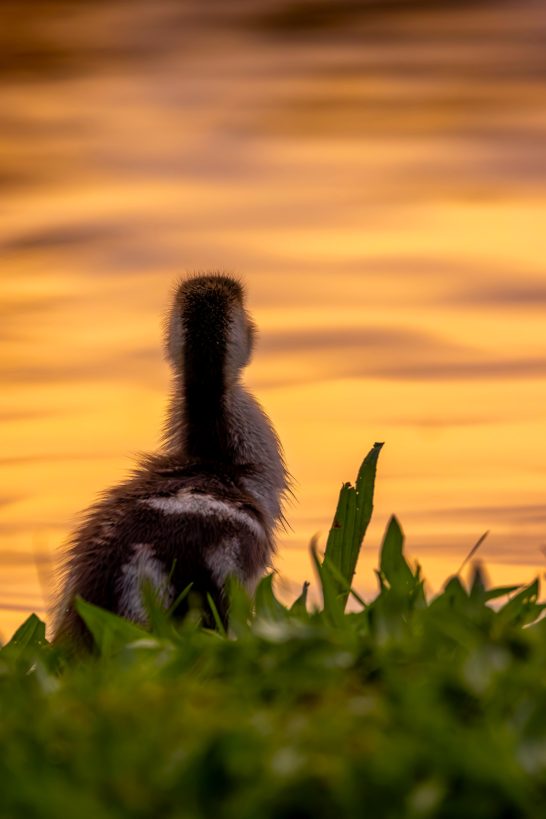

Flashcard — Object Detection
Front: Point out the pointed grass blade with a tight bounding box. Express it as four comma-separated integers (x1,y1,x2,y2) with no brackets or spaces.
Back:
379,515,413,593
289,582,310,617
2,613,47,659
323,443,383,609
75,596,148,656
457,531,489,575
254,574,288,622
206,594,227,637
495,578,545,629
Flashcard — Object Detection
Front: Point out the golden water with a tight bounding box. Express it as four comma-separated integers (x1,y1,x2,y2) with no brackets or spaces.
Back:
1,0,546,637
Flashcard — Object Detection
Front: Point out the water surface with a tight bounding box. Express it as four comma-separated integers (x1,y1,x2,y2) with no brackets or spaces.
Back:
1,0,546,636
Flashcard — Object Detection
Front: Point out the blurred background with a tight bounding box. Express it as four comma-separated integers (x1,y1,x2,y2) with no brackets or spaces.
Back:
1,0,546,639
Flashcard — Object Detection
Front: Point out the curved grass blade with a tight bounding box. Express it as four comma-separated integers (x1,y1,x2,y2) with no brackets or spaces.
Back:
311,540,345,627
495,579,545,629
457,531,489,575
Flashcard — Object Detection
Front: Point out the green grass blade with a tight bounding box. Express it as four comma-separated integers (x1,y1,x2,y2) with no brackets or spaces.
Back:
469,562,488,602
379,515,413,593
341,488,357,581
457,531,489,575
320,558,367,610
323,442,383,609
289,582,310,617
75,596,148,656
354,441,383,544
1,613,47,662
254,574,288,622
167,582,194,616
429,576,468,614
495,579,544,629
206,594,227,637
325,483,351,564
226,577,253,637
3,613,46,650
483,585,522,602
310,541,345,627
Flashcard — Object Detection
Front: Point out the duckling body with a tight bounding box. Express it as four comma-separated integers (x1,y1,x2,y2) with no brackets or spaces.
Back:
53,275,287,648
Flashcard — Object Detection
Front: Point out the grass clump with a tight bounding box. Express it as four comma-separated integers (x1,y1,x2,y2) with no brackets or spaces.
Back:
1,444,546,818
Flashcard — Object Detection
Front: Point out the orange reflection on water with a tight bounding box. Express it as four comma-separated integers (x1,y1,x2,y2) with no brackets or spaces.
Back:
1,0,546,638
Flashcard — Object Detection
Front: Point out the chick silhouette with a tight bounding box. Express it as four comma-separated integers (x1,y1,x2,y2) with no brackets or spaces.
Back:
53,274,287,648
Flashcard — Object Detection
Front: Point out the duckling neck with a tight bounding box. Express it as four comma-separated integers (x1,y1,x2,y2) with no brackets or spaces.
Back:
180,320,232,461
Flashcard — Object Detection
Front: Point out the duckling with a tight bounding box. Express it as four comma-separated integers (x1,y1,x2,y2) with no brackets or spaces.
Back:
53,274,288,649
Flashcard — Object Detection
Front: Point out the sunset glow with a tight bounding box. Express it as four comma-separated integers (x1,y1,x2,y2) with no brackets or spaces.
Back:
1,0,545,639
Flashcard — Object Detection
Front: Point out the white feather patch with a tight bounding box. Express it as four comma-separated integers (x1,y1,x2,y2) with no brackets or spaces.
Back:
205,536,242,586
118,543,173,623
204,538,265,593
142,492,265,540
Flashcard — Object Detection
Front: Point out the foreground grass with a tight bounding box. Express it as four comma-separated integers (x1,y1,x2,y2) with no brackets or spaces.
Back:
1,444,545,818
